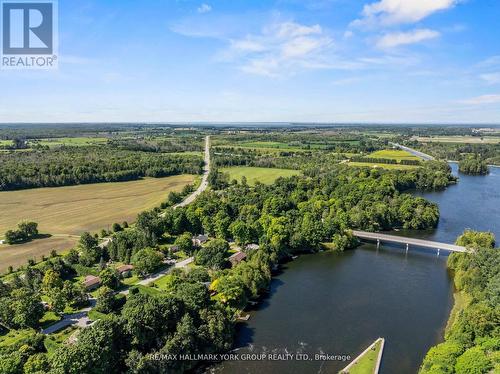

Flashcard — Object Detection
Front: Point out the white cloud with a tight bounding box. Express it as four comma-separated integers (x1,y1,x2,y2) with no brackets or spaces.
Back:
352,0,459,27
480,73,500,85
197,4,212,14
230,39,266,52
376,29,440,49
460,94,500,105
224,21,334,77
477,56,500,68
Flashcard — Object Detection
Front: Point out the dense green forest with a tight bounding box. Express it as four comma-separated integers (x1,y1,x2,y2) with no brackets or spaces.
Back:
0,148,203,190
420,230,499,374
458,155,489,175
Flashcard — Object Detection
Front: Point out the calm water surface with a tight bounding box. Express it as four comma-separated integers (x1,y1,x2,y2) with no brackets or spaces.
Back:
212,164,499,374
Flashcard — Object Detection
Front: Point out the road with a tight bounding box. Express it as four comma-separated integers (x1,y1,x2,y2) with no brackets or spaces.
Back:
119,256,194,296
43,257,195,334
43,137,209,334
352,230,467,253
42,298,96,334
174,135,210,209
390,142,435,161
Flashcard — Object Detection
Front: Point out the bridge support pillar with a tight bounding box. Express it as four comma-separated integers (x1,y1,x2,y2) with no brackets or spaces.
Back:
406,243,409,253
437,248,440,256
377,239,380,249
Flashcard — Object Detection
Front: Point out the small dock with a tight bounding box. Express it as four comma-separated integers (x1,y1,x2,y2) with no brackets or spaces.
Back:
352,230,467,254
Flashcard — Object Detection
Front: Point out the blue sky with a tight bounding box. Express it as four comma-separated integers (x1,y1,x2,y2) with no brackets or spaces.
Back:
1,0,500,123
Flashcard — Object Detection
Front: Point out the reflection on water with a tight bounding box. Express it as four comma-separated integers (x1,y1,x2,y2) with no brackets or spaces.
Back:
211,165,499,374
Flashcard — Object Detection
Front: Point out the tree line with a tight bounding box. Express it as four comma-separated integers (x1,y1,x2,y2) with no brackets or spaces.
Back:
420,230,499,374
458,155,489,175
0,147,203,190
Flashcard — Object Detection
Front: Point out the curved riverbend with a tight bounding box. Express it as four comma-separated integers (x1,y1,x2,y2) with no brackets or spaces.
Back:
212,164,499,374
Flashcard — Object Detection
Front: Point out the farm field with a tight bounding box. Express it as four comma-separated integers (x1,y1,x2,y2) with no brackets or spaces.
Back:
0,175,195,270
220,166,301,185
347,162,419,170
31,137,109,147
216,145,303,153
165,151,203,156
0,236,78,273
415,136,500,144
367,149,420,161
216,139,360,152
0,174,195,237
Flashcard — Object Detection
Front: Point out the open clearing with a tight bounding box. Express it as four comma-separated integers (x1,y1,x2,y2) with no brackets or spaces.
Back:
347,162,418,170
415,136,500,144
220,166,301,185
0,175,195,270
0,174,194,236
367,149,420,161
0,236,78,272
31,137,109,147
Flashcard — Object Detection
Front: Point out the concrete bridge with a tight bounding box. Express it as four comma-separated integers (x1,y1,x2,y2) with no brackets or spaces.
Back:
352,230,467,255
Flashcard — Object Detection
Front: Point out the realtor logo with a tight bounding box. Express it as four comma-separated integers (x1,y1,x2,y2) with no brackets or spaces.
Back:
1,0,58,69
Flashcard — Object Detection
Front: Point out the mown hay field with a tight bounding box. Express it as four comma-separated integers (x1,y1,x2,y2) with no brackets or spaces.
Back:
0,175,195,271
367,149,420,161
220,166,301,185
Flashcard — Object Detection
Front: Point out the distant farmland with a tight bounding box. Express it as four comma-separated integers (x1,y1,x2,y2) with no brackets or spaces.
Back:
367,149,420,161
221,166,301,185
415,136,500,144
0,175,195,270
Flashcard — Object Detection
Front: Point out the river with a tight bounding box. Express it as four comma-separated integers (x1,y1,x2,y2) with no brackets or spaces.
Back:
211,164,499,374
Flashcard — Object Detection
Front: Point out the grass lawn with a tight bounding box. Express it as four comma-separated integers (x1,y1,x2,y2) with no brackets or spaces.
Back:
39,311,62,329
367,149,420,161
347,162,418,170
152,273,177,291
44,326,78,355
0,140,12,146
132,284,162,296
343,339,383,374
221,166,301,185
88,310,111,321
122,275,140,286
0,329,37,348
0,174,195,272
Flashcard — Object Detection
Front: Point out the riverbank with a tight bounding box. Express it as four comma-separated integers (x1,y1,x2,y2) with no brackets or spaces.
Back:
213,163,499,374
419,239,499,373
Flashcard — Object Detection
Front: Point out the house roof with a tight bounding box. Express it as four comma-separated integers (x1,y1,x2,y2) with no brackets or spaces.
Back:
229,251,247,263
116,264,134,273
246,243,260,250
82,275,101,287
193,234,208,242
